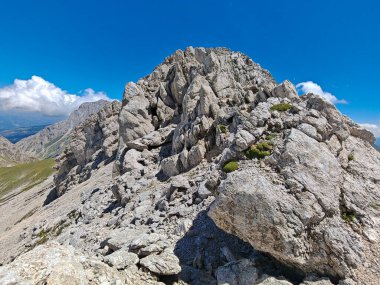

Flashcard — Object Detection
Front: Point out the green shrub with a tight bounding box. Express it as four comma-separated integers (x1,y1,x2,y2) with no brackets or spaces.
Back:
218,125,228,134
223,161,239,173
348,153,354,161
245,141,273,159
342,211,356,223
270,103,292,112
266,133,278,141
37,229,49,245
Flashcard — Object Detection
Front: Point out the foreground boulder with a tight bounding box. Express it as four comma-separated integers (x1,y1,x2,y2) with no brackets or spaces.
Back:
209,111,380,284
0,242,124,285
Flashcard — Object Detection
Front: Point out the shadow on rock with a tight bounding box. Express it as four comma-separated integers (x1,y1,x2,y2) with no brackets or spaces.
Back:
173,210,305,285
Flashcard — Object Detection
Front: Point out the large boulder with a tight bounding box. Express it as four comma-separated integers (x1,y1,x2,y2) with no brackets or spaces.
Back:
209,126,380,284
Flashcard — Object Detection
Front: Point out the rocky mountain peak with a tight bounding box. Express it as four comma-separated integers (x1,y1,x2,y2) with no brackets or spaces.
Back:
1,48,379,285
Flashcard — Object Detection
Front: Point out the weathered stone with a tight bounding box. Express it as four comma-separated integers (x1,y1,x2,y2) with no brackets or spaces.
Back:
104,249,139,269
0,243,124,285
140,251,181,275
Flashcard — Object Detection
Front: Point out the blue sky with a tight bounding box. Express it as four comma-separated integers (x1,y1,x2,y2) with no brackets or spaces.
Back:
0,0,379,135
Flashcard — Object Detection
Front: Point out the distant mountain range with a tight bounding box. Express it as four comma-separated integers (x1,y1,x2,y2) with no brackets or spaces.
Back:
0,111,65,131
0,125,49,143
0,100,113,166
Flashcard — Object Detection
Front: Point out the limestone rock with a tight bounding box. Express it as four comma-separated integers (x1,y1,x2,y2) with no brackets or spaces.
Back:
209,127,380,283
104,249,139,270
140,251,182,275
0,242,124,285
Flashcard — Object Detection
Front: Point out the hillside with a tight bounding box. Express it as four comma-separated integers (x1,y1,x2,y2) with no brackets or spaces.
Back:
0,48,379,285
0,159,55,200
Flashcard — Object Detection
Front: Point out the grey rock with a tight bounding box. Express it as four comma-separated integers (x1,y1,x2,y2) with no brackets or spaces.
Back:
104,249,139,269
140,251,181,275
272,80,299,100
0,242,124,285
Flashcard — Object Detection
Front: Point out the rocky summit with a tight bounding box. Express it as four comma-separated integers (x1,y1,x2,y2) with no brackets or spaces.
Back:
0,47,379,285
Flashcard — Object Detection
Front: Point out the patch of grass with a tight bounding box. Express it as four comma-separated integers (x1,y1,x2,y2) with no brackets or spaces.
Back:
37,229,49,245
270,103,292,112
246,141,273,159
0,159,56,199
348,153,355,161
265,133,278,141
222,161,239,173
342,211,356,223
218,125,228,134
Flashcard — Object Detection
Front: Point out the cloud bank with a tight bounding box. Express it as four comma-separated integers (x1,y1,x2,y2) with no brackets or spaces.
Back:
296,81,347,104
0,76,110,117
360,123,380,138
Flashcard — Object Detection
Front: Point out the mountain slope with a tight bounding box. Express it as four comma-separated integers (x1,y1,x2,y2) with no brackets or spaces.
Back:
0,159,55,200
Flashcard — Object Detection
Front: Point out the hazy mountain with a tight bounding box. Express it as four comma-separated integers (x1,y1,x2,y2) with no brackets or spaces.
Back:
0,125,48,143
0,111,65,131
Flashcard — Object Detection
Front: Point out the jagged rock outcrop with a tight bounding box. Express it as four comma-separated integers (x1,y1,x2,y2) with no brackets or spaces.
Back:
113,47,379,284
115,47,276,176
1,47,379,285
16,100,111,159
207,93,380,284
54,100,121,197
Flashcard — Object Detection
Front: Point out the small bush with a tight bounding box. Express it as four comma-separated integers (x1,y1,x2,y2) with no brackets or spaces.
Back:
342,211,356,223
37,229,49,245
246,141,273,159
348,153,354,161
218,125,228,134
270,103,292,112
223,161,239,173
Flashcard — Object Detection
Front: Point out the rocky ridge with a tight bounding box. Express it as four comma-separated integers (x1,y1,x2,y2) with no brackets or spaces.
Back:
54,100,121,197
0,47,379,285
16,99,112,159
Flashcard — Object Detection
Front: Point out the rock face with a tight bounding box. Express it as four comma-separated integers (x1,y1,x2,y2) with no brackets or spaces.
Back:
115,47,276,176
113,47,379,284
16,100,111,159
208,97,380,284
54,100,121,196
1,47,379,285
0,242,124,285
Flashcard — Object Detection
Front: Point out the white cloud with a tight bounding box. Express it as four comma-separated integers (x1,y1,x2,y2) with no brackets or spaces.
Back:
360,123,380,138
296,81,347,104
0,76,110,116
